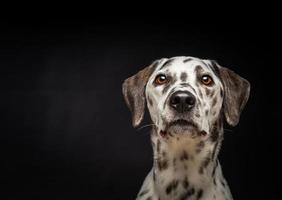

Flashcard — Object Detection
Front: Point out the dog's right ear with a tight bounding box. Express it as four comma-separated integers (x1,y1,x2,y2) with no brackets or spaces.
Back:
122,61,158,128
210,61,250,127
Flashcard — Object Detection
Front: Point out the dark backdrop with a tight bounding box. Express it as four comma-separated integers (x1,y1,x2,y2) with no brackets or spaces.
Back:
1,20,281,199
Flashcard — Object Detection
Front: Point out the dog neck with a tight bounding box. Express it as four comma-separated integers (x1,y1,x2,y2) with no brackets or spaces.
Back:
150,120,224,198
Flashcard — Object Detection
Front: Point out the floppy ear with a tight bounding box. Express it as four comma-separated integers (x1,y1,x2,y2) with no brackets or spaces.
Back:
122,62,158,128
213,62,251,126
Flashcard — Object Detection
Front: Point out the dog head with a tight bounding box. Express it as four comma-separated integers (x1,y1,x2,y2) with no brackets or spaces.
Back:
123,56,250,140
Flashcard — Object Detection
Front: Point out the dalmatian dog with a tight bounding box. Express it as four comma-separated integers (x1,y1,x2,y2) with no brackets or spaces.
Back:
122,56,250,200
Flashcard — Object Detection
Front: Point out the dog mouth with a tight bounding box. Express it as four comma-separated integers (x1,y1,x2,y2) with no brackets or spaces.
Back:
160,119,207,138
167,119,198,129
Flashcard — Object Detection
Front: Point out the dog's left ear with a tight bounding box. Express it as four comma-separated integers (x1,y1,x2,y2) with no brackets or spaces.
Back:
122,61,158,128
212,61,251,126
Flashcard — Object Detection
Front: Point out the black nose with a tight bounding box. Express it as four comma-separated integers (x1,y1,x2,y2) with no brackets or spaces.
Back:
169,91,196,113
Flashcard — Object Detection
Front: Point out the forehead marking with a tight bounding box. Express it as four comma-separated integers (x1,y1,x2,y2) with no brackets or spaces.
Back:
159,58,175,70
195,65,204,74
180,72,188,82
183,58,193,63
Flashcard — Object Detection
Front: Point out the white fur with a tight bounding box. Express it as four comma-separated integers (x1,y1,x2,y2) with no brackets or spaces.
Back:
136,56,233,200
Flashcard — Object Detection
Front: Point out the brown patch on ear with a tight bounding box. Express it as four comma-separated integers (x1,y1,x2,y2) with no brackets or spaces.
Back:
122,61,158,127
218,65,250,126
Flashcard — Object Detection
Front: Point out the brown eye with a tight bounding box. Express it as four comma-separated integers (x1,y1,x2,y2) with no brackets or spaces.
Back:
201,75,213,86
154,74,168,85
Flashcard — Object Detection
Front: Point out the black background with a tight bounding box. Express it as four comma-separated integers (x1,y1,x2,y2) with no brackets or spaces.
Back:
1,18,281,199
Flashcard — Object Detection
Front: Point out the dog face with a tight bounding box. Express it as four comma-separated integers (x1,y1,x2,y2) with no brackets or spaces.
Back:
145,57,224,138
123,56,250,140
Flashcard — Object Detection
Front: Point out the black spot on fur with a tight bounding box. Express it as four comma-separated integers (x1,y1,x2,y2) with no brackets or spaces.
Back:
180,72,188,82
195,65,204,86
205,88,211,96
221,179,226,187
182,177,189,189
146,197,152,200
148,96,153,106
158,159,168,171
180,188,195,200
196,189,203,199
195,65,204,74
180,151,189,161
196,141,205,153
198,141,205,148
157,140,161,153
183,58,193,63
210,122,219,142
220,89,223,97
159,59,175,70
210,89,215,97
205,110,208,116
199,153,211,174
166,180,179,194
212,97,217,107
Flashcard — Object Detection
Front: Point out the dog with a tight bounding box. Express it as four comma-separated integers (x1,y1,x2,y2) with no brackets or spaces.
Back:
122,56,250,200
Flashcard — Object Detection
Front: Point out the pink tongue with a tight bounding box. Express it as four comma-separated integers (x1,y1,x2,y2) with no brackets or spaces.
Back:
160,130,167,137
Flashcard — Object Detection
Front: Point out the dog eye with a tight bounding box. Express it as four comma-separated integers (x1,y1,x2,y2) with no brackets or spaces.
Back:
154,74,168,85
201,75,213,86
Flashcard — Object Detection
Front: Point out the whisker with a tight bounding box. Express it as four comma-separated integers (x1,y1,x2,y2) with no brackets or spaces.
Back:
137,123,157,131
224,128,233,133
